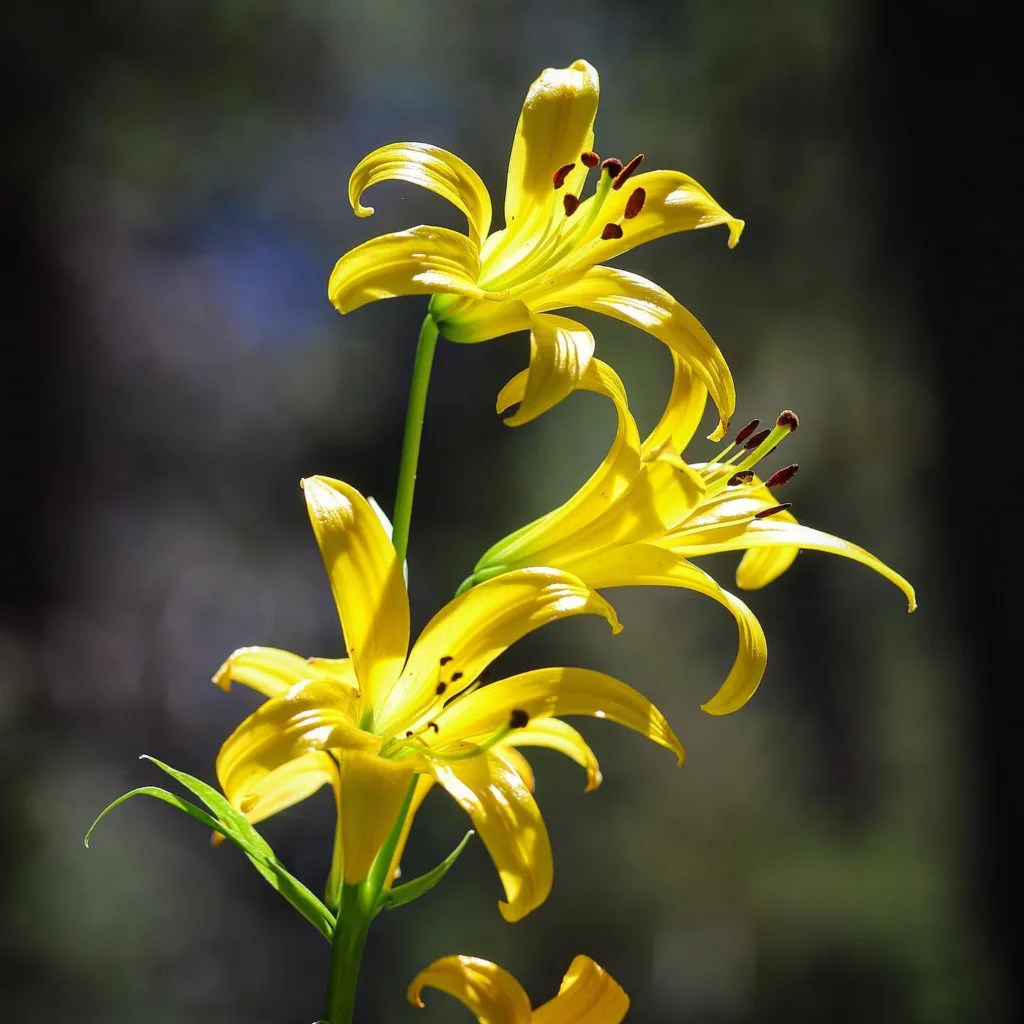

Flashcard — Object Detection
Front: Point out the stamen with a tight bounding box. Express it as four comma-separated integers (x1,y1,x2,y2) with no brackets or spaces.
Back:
733,419,760,445
439,655,453,666
602,222,624,240
552,162,576,189
777,410,800,431
601,157,624,178
580,150,600,167
450,671,464,682
509,709,530,729
563,194,580,216
623,187,646,219
612,153,644,190
755,503,793,519
405,730,414,738
765,464,799,488
427,721,440,734
743,428,772,450
728,470,755,486
435,682,447,695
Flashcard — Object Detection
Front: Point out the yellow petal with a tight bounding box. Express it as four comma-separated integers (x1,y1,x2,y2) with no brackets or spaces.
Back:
567,544,768,716
503,717,602,792
642,351,711,453
349,143,493,246
383,773,435,889
335,747,417,885
532,955,630,1024
438,295,532,343
431,752,552,922
492,744,536,794
502,311,596,427
328,226,491,314
375,568,621,734
480,358,641,570
302,476,410,713
434,666,683,766
234,750,337,824
408,955,533,1023
212,646,316,699
533,266,735,441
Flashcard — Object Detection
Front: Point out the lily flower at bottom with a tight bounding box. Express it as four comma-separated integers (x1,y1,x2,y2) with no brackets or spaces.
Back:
214,475,683,921
409,953,629,1023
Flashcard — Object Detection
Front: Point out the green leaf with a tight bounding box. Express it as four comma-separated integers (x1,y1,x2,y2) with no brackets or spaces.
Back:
377,830,475,913
86,764,336,941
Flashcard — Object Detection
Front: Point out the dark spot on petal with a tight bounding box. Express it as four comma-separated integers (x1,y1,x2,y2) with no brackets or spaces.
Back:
509,709,530,729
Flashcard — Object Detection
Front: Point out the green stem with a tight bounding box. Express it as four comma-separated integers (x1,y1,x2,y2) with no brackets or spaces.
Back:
391,314,440,565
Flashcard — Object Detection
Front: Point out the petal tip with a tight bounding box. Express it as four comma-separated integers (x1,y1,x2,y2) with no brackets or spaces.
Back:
727,218,745,249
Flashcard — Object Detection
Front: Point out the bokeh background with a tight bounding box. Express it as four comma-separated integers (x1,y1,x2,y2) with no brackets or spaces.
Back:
2,2,1017,1022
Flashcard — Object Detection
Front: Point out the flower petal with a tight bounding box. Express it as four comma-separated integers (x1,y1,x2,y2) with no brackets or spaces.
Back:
567,544,768,716
349,143,493,246
431,752,552,922
328,226,491,314
212,646,317,699
376,568,621,734
434,666,683,766
642,351,710,454
233,750,337,824
532,955,630,1024
383,773,436,889
303,476,410,713
533,266,735,441
408,955,533,1022
502,716,602,792
492,744,536,794
502,311,596,427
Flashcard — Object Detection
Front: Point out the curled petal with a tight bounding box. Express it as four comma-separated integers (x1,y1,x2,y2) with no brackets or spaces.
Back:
328,226,492,314
383,773,436,889
532,955,630,1024
232,750,337,825
432,753,553,922
349,142,492,246
567,544,768,715
435,666,683,766
408,955,533,1022
212,646,317,699
302,476,410,712
503,717,602,792
642,351,710,454
492,744,536,794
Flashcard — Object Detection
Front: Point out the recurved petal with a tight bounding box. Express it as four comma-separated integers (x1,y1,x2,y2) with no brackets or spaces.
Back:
567,544,768,716
502,716,603,792
432,753,553,922
212,646,317,698
502,311,596,427
408,955,533,1022
328,226,491,314
532,956,630,1024
643,352,711,455
384,773,436,889
233,750,337,824
349,143,493,246
434,667,683,766
302,476,410,713
534,266,734,441
492,744,536,794
376,568,621,734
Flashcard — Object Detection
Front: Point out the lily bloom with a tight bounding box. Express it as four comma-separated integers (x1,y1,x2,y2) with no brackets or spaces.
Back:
214,476,682,921
470,356,917,715
329,59,743,438
409,953,629,1023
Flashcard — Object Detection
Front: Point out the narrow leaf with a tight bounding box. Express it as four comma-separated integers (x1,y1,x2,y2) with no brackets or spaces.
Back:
378,830,475,912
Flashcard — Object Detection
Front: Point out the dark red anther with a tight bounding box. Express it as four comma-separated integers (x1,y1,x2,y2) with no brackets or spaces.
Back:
580,150,600,167
777,410,800,431
623,187,646,219
552,162,576,189
427,721,440,734
728,470,755,486
743,428,771,450
563,193,580,216
439,655,453,665
435,682,447,695
754,502,793,519
612,153,645,189
509,709,530,729
733,419,760,445
601,157,624,177
765,464,799,489
601,222,624,240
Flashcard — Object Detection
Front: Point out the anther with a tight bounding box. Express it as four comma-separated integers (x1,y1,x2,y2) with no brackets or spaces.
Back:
612,153,644,189
765,464,799,489
580,150,600,167
601,157,624,178
733,419,760,445
728,470,755,486
601,222,624,240
435,682,447,695
509,709,530,729
450,671,464,682
623,187,646,219
563,194,580,216
427,721,440,734
777,410,800,431
405,730,414,738
755,502,793,519
743,428,771,450
552,162,576,189
439,655,453,666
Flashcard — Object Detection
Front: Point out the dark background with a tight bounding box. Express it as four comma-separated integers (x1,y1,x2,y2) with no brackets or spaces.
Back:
2,2,1018,1022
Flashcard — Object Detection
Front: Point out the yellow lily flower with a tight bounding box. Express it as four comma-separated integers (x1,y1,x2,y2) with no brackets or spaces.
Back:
214,476,682,921
409,953,629,1023
473,357,917,715
329,59,743,438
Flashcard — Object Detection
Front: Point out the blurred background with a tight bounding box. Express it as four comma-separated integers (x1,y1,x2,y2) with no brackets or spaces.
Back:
2,2,1017,1022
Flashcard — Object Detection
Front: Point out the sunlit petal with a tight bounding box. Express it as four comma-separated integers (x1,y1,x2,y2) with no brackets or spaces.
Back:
349,143,493,246
408,955,533,1023
233,750,337,824
503,717,602,792
532,955,630,1024
383,773,436,889
492,744,536,794
642,352,710,455
212,646,317,699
